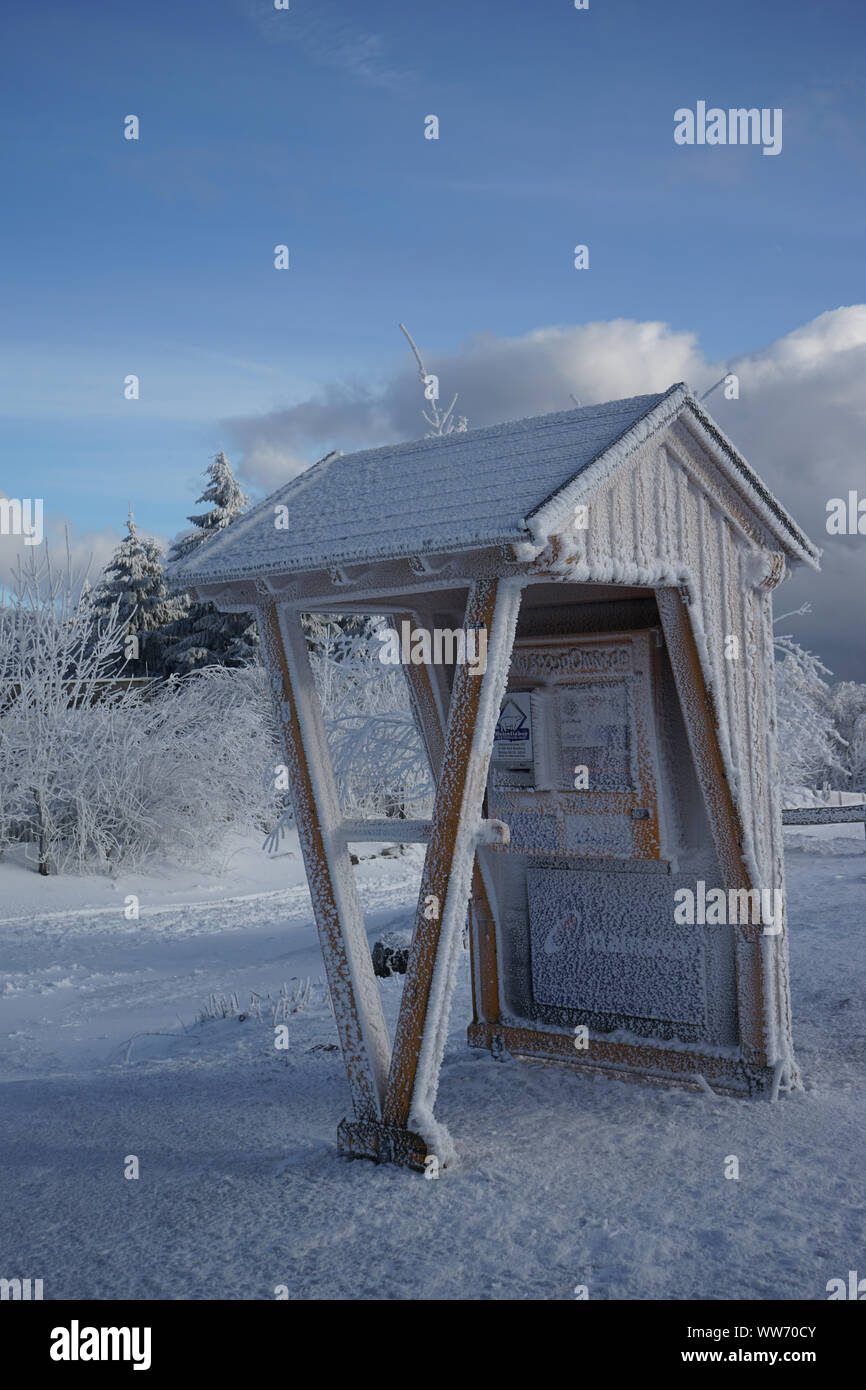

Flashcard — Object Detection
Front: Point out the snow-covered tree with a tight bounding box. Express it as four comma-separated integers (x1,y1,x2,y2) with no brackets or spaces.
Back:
164,451,259,673
829,681,866,791
90,507,182,677
311,617,433,819
0,544,134,873
0,546,283,875
773,630,847,794
168,451,249,563
264,613,435,851
853,718,866,792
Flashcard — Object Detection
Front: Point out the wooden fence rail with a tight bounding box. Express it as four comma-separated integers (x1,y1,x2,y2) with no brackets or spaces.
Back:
782,805,866,840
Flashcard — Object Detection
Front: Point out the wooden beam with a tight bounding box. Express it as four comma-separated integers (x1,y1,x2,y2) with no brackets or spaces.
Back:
338,818,508,846
655,586,766,1068
395,612,447,778
340,819,433,844
468,1021,768,1094
383,579,523,1131
257,600,391,1120
467,863,501,1026
398,617,503,1031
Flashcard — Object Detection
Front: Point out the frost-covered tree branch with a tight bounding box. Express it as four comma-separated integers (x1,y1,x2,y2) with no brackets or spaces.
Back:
773,630,848,793
399,322,468,436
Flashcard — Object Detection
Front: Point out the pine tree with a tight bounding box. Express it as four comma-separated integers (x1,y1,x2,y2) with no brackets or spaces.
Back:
164,451,259,673
90,507,182,677
168,451,249,563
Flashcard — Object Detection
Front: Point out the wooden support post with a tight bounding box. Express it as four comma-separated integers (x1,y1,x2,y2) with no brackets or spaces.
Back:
399,616,503,1030
383,579,522,1137
396,612,446,779
258,600,392,1122
655,586,767,1069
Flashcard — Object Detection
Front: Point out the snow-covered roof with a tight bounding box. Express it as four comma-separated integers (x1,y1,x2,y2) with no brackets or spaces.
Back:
170,384,818,587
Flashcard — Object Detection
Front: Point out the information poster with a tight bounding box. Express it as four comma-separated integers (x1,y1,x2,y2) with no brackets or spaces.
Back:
493,691,534,767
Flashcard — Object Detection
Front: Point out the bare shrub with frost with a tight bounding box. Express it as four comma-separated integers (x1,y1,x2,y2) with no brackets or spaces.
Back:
0,548,282,873
197,978,318,1026
774,626,847,794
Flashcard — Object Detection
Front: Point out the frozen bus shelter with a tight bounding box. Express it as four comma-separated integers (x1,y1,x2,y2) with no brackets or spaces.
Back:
171,383,820,1171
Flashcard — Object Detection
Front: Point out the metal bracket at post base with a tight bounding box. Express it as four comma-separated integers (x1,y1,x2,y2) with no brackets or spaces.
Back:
337,1117,429,1171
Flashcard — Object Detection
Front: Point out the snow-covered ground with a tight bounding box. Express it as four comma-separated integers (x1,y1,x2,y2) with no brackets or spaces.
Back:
0,831,863,1301
783,820,866,855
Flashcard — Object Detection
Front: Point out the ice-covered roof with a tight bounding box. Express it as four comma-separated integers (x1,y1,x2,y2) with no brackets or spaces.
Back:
170,384,818,587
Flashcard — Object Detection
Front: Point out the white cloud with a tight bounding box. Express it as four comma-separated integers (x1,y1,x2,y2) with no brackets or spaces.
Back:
224,318,713,490
223,306,866,680
706,306,866,682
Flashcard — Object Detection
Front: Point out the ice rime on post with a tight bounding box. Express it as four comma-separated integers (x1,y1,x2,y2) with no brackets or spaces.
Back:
168,383,820,1171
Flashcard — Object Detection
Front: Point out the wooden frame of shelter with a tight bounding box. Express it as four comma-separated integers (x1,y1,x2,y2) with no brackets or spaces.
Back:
171,384,820,1172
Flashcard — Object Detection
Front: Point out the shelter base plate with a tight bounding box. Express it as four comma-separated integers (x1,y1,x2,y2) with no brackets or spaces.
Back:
337,1118,429,1171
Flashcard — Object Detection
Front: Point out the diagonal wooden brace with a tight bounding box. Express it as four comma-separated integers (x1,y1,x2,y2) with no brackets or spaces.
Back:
656,585,767,1068
397,622,504,1029
383,578,523,1136
258,600,391,1121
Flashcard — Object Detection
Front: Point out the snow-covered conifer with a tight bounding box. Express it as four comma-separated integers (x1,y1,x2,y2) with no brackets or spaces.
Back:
90,507,181,676
164,452,258,672
167,451,249,564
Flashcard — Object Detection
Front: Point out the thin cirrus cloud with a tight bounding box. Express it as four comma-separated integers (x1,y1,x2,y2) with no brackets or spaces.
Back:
236,0,406,90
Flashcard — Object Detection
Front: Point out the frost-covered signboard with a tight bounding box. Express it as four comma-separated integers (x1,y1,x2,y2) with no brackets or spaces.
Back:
172,384,819,1169
528,869,707,1029
556,682,631,791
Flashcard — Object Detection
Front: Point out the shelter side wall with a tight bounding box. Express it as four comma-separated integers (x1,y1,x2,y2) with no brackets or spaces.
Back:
543,441,794,1073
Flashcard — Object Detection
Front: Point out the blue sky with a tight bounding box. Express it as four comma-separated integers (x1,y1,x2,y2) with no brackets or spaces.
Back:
2,0,865,674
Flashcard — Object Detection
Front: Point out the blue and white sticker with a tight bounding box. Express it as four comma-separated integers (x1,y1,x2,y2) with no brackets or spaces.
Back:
493,691,533,765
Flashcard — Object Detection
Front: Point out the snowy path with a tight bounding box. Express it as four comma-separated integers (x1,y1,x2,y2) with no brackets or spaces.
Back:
0,849,864,1300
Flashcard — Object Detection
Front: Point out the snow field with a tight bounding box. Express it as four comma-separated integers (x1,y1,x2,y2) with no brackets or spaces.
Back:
0,838,863,1300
